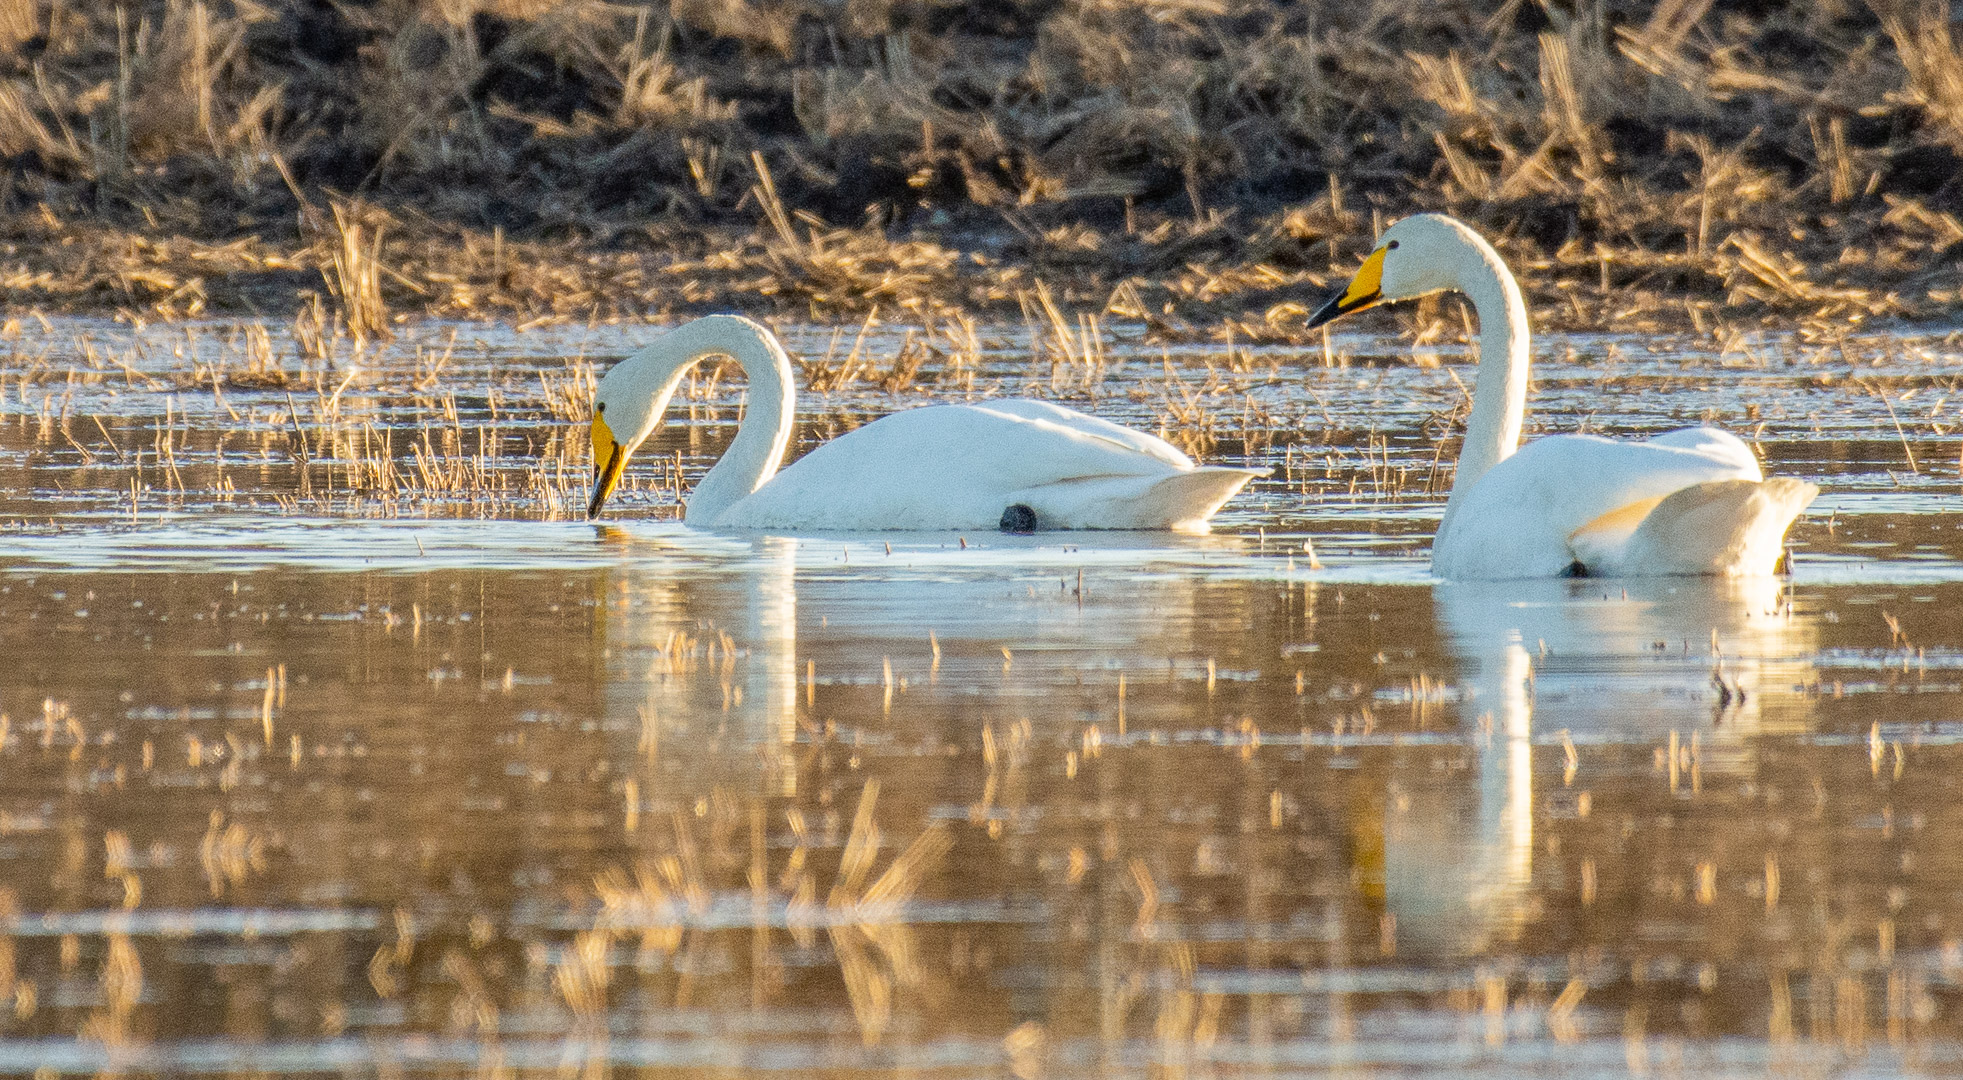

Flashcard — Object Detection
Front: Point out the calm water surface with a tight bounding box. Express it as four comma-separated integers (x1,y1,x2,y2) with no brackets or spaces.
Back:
2,318,1963,1076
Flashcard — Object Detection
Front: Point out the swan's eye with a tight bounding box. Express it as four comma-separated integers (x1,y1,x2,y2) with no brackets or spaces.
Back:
1386,240,1399,250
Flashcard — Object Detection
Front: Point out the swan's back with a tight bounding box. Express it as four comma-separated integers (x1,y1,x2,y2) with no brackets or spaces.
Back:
969,400,1195,468
707,402,1254,531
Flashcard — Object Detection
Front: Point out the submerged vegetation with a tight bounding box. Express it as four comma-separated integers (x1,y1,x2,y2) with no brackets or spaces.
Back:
0,0,1955,337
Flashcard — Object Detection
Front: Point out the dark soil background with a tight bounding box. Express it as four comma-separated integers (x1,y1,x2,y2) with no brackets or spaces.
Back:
0,0,1958,335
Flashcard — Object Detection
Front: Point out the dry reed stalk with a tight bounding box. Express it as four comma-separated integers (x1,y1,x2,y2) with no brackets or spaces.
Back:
1877,0,1963,154
0,0,31,49
324,202,392,347
0,82,82,167
751,151,803,260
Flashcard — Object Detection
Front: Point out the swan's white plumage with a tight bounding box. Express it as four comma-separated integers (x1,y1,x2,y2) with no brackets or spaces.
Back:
1430,428,1763,578
1575,477,1819,577
588,315,1258,532
716,401,1248,531
1311,214,1815,579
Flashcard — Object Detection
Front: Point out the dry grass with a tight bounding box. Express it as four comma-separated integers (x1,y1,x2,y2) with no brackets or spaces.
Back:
321,201,394,347
0,0,1944,332
0,321,599,521
1877,0,1963,156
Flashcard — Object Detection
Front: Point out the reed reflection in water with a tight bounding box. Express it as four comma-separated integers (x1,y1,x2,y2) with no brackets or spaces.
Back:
0,530,1957,1075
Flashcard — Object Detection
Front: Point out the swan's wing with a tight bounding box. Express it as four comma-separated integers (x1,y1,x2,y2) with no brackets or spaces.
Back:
1576,477,1817,576
711,403,1209,530
968,399,1195,468
1433,431,1763,579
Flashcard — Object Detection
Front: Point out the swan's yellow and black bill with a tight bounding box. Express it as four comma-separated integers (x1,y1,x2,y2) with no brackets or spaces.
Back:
587,411,625,519
1307,245,1388,328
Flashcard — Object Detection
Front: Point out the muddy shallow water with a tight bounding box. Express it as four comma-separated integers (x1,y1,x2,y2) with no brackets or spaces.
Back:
3,317,1963,1075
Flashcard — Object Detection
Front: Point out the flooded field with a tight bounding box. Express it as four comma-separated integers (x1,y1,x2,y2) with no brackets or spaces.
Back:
3,316,1963,1076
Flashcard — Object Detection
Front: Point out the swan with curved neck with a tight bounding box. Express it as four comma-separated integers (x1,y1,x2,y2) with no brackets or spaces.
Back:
1309,214,1816,579
586,315,1260,532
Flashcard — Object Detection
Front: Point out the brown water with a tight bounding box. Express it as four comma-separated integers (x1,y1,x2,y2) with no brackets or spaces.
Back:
3,318,1963,1075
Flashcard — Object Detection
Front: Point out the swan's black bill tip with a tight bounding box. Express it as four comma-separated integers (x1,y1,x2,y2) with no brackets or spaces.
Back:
999,504,1037,533
587,442,625,520
1307,288,1381,329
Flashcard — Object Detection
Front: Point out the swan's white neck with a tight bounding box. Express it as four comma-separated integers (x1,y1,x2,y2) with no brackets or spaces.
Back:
1442,236,1532,528
609,316,796,525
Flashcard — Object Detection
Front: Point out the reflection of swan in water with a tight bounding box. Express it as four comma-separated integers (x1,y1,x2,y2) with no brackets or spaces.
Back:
1438,574,1815,735
600,531,800,793
1379,576,1818,956
1381,627,1536,957
594,528,1245,794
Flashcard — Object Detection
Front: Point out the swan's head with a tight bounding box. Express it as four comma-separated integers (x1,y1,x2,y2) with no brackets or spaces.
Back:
585,327,703,519
586,315,783,519
587,395,634,519
1307,214,1499,328
587,366,669,519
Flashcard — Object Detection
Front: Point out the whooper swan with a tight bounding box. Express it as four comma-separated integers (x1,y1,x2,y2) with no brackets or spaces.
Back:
586,315,1261,531
1308,214,1817,580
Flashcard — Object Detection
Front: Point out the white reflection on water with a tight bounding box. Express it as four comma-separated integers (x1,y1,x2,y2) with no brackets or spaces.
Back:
2,511,1954,594
1385,576,1821,957
1438,575,1815,735
1383,627,1536,958
597,531,802,792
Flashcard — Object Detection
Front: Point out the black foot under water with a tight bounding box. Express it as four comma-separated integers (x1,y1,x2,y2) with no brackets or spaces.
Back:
999,504,1037,533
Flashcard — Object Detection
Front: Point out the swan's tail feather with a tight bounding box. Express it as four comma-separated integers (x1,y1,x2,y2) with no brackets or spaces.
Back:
1573,478,1817,576
1144,468,1264,532
1018,467,1262,531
